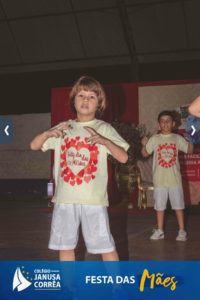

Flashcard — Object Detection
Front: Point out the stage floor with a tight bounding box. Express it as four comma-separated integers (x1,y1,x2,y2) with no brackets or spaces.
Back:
0,196,199,261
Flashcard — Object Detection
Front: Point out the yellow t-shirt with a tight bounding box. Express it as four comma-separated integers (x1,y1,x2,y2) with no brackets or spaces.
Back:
146,133,189,187
42,118,129,206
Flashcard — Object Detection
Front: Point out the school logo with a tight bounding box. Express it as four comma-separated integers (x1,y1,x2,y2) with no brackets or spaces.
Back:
13,267,32,292
13,266,61,292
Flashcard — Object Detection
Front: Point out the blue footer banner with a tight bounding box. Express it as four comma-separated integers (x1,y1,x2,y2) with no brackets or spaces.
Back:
0,261,199,300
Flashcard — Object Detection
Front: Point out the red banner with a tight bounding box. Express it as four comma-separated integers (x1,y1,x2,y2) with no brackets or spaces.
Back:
180,154,200,182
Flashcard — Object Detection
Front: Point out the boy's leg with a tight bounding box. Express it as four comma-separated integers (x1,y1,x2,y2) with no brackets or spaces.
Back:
175,209,185,230
102,251,119,261
150,187,167,240
175,209,187,241
49,204,80,258
154,187,168,230
59,250,75,261
81,205,117,258
150,210,165,240
157,210,165,231
169,187,187,241
169,187,185,230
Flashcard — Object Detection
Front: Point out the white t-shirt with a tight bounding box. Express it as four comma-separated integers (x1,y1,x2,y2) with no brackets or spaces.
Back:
42,118,129,206
146,133,189,187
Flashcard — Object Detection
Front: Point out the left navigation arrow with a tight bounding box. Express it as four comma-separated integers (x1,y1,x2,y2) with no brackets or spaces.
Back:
4,125,9,136
0,117,13,144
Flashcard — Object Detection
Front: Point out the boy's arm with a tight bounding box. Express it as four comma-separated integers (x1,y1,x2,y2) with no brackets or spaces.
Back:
30,131,51,150
188,96,200,117
103,139,128,163
178,134,193,154
187,143,193,154
141,136,150,158
30,123,69,150
141,146,150,158
84,126,128,163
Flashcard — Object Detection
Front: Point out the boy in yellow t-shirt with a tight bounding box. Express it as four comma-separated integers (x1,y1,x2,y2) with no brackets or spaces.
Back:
141,110,193,241
30,76,129,261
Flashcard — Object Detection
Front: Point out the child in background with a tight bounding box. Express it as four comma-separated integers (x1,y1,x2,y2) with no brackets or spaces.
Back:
30,75,129,261
141,110,193,241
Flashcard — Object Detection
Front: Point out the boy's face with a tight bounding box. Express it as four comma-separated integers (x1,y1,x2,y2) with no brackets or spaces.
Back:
158,115,175,134
74,89,98,120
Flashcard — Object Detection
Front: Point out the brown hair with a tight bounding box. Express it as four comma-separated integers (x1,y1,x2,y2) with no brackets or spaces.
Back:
69,76,107,117
158,110,175,122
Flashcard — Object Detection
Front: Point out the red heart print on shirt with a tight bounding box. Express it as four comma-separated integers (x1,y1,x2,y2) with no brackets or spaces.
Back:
157,143,177,168
60,136,98,186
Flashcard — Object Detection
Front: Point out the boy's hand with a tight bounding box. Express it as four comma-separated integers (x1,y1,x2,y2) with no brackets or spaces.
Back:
84,126,108,145
30,122,70,151
141,136,149,146
46,123,69,138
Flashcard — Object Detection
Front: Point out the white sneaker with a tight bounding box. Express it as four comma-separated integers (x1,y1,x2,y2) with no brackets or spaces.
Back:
176,230,187,241
150,229,164,240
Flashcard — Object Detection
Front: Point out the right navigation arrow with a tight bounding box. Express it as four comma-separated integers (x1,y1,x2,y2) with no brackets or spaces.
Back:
191,125,196,136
